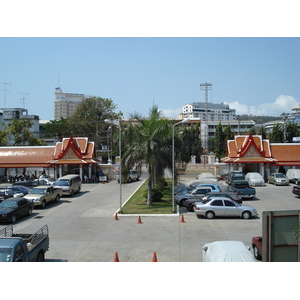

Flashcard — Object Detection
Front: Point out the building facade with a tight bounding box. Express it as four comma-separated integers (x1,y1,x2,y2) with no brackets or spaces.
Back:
0,108,40,145
54,87,85,120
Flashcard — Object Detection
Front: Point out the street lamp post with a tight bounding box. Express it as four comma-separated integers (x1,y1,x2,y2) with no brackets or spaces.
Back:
105,118,122,213
172,118,190,213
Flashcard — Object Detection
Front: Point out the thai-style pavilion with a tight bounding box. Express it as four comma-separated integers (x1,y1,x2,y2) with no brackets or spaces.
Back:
221,134,300,179
0,136,98,180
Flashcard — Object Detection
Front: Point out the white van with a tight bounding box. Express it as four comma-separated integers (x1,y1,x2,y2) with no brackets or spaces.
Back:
286,169,300,185
54,174,82,196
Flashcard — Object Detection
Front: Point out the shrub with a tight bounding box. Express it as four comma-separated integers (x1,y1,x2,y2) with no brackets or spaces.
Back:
142,188,164,201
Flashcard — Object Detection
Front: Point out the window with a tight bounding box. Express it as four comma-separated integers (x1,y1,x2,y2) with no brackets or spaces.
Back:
224,200,236,207
211,200,223,206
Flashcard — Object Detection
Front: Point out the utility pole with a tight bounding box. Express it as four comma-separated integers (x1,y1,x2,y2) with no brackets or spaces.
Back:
200,82,212,166
0,82,11,108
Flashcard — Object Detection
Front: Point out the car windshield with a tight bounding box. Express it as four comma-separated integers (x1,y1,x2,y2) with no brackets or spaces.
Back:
275,174,286,178
0,200,18,208
29,188,46,194
55,179,69,186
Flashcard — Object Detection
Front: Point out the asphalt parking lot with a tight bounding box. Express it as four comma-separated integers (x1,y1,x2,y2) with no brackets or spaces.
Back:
1,172,300,262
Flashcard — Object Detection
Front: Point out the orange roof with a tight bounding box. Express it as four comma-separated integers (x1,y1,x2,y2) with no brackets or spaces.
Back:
0,146,54,168
0,136,98,168
222,134,300,165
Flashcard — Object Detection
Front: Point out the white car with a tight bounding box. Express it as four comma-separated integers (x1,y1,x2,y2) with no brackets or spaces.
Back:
245,172,265,186
193,197,258,219
202,240,256,262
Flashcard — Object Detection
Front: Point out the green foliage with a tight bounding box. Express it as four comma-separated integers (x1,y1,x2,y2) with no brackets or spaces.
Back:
41,118,71,141
214,122,226,161
155,176,168,191
6,119,45,146
142,188,164,201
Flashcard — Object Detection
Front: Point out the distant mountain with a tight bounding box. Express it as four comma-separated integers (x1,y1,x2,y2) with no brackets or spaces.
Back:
239,115,282,124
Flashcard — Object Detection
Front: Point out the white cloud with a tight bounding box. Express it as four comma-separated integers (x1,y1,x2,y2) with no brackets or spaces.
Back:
160,108,182,118
225,95,299,116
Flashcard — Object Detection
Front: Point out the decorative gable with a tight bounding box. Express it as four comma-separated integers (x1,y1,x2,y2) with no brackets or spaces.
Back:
237,134,265,158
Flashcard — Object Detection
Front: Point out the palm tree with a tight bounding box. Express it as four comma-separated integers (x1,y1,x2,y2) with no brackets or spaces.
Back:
122,105,172,205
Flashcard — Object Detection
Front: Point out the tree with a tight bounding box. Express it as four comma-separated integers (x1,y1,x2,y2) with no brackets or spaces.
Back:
270,123,283,143
6,119,45,146
68,96,120,148
214,122,226,161
180,123,202,163
0,130,8,146
257,126,267,139
122,105,172,206
41,118,72,141
286,122,299,142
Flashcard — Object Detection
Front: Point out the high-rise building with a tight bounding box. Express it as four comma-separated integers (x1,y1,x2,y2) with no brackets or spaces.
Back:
54,87,85,120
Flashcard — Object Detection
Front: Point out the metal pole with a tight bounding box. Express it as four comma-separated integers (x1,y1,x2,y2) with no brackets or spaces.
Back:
172,119,190,213
119,119,122,213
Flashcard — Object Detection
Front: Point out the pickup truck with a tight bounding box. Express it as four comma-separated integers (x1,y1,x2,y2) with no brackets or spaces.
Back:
252,236,262,260
175,186,213,207
25,185,63,208
0,224,49,262
228,180,256,199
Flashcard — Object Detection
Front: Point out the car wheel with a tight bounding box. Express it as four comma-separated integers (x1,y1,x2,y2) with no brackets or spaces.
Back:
205,211,215,219
296,180,300,185
55,195,60,202
28,207,32,216
180,199,186,207
253,245,262,260
10,215,17,223
128,177,132,183
41,200,46,208
242,211,251,219
36,251,45,262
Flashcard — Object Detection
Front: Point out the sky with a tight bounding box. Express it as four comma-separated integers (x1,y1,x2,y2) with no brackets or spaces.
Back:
1,3,299,121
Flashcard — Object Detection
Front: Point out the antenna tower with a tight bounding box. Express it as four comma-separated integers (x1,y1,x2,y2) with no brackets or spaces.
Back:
200,83,212,158
0,82,11,108
18,92,29,109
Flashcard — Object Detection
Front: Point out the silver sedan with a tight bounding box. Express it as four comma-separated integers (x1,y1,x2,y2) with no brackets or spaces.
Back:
193,197,258,219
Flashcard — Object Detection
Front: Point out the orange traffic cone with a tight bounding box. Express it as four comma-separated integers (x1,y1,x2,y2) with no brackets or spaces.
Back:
114,213,119,220
180,214,185,223
137,215,142,224
114,252,119,262
152,252,158,262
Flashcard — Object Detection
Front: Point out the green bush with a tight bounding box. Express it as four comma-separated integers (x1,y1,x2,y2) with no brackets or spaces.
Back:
142,188,164,201
155,177,168,191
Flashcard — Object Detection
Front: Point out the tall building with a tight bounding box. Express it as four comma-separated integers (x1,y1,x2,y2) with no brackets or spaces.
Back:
54,87,85,120
182,102,236,121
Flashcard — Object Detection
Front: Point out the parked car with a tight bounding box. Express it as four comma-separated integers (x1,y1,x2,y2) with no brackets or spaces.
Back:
252,236,262,260
245,172,265,186
197,173,218,182
268,173,289,186
0,186,30,199
176,183,221,196
175,186,213,207
0,198,34,223
202,240,256,262
225,171,245,185
292,185,300,196
185,191,242,212
286,169,300,185
193,197,258,219
201,191,242,203
12,180,38,188
0,224,49,262
228,180,256,199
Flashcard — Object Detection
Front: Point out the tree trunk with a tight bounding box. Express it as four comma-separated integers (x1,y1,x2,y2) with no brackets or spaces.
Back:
147,166,153,205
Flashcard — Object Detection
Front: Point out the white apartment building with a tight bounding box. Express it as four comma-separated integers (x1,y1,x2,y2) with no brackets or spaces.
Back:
181,102,254,150
54,87,85,120
182,102,236,121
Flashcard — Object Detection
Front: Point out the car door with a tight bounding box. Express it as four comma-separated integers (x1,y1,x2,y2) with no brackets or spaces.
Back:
223,199,239,216
269,174,274,184
209,199,225,216
17,199,28,217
